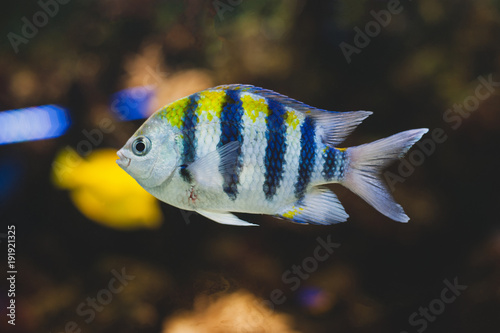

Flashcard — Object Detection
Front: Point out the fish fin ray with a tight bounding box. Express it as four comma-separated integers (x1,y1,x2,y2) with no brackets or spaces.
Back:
212,84,324,114
309,110,372,146
186,141,240,189
276,188,349,225
212,84,371,145
196,209,259,226
343,128,429,222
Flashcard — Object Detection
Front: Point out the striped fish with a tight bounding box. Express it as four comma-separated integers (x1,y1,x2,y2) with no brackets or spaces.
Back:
117,84,428,226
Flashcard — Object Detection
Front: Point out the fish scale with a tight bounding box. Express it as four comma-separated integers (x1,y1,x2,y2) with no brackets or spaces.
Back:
179,94,199,183
158,86,350,213
218,90,245,200
295,116,317,200
263,97,288,200
117,84,428,226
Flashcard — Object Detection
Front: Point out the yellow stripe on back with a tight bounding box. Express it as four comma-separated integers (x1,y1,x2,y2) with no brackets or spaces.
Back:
196,90,225,122
157,96,191,128
241,93,270,122
285,110,301,130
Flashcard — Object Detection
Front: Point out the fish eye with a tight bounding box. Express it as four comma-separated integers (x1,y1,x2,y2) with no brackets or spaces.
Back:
132,136,151,156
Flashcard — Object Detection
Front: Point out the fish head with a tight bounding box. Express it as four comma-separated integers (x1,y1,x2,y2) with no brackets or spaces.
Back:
117,117,178,188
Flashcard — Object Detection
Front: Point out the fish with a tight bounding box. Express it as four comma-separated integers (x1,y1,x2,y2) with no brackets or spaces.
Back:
116,84,428,226
52,147,163,230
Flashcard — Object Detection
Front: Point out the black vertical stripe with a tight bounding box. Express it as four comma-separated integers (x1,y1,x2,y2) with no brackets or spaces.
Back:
295,116,316,199
337,150,347,179
263,98,287,200
179,94,199,182
218,90,244,200
322,147,336,181
322,148,347,181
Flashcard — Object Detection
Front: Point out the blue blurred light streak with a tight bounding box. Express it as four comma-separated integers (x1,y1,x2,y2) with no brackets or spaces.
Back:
110,85,156,121
0,86,155,145
0,105,71,145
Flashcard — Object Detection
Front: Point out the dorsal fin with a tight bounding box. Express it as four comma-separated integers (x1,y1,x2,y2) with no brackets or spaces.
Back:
211,84,322,114
212,84,372,146
308,110,372,146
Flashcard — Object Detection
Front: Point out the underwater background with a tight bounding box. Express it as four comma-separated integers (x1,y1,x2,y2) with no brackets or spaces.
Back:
0,1,499,332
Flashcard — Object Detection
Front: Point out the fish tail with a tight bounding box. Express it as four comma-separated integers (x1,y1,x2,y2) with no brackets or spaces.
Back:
342,128,429,222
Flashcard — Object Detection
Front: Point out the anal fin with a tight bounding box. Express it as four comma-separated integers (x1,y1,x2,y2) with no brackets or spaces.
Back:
276,188,348,225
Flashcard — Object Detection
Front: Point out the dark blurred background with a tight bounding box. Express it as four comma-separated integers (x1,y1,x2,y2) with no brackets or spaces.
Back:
1,1,499,332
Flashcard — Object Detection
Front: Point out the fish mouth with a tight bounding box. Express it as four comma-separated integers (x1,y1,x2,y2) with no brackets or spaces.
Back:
116,150,131,168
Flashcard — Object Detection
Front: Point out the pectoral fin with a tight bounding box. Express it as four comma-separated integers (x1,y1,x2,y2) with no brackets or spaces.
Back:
186,141,240,189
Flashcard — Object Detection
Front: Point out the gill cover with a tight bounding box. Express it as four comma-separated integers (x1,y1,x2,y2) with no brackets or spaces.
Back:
117,118,178,188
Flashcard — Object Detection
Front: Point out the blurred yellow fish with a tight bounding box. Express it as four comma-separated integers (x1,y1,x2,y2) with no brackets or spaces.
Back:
52,147,162,230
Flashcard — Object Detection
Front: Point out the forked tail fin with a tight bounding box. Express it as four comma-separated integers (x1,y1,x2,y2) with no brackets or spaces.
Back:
343,129,429,222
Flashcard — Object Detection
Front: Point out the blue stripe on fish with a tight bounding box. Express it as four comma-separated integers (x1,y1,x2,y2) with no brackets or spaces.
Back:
180,93,200,182
295,116,316,199
263,98,288,200
322,147,337,181
218,89,244,200
338,150,347,179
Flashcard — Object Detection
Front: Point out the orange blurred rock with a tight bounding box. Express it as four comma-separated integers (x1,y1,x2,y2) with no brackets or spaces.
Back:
162,290,300,333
